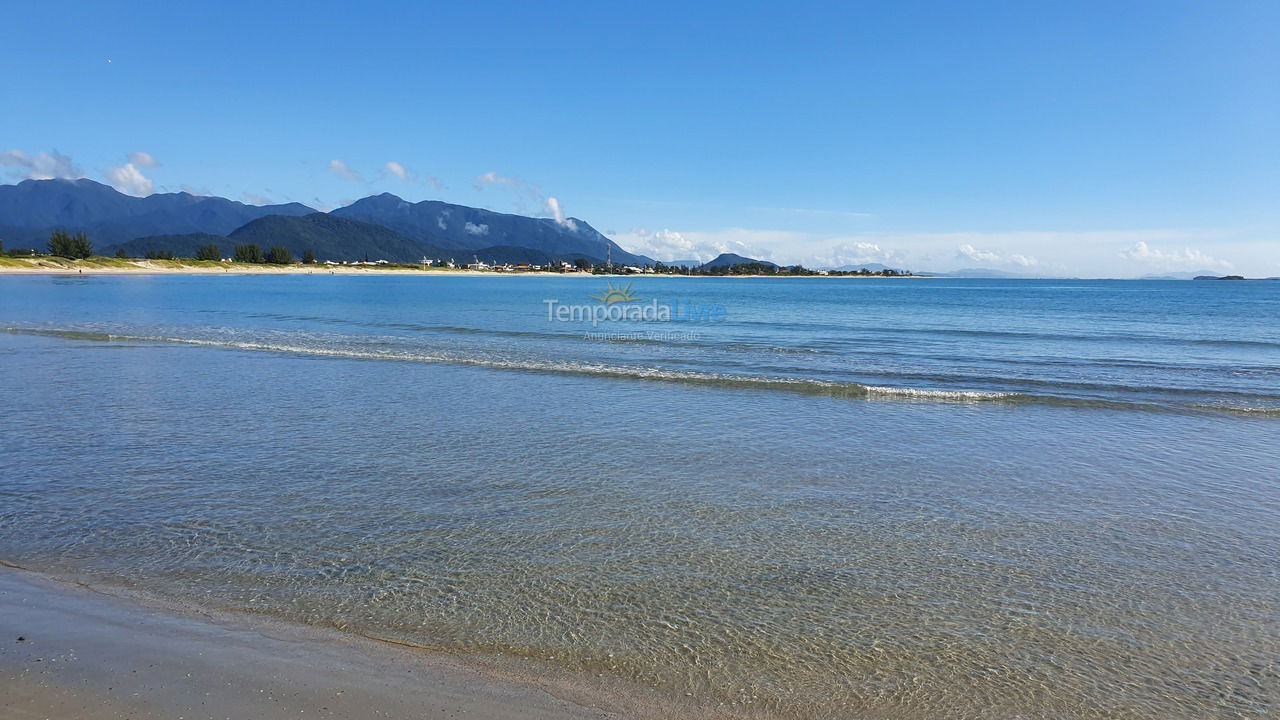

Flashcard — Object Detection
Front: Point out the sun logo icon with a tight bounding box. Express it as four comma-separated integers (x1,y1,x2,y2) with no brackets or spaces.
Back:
590,280,640,305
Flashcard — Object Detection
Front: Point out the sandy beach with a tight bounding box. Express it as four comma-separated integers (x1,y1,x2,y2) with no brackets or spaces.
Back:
0,567,652,720
0,257,925,277
0,256,571,276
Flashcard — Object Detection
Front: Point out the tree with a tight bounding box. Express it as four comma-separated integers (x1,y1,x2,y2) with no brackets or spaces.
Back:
145,249,176,260
194,243,222,261
0,239,4,254
49,230,92,259
573,258,591,271
265,246,292,264
234,243,265,263
116,248,128,259
302,248,316,264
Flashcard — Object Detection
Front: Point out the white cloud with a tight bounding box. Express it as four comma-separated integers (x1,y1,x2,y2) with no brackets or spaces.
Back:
127,151,159,168
104,162,154,196
0,149,81,180
474,170,572,221
957,243,1038,267
614,228,698,260
474,171,516,189
612,227,789,263
436,216,448,231
610,226,1263,276
384,160,443,190
545,196,576,230
464,222,489,236
328,159,363,182
806,241,905,269
1119,241,1232,270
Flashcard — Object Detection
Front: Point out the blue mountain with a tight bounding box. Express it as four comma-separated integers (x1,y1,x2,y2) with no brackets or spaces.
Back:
701,253,777,269
332,193,653,266
0,178,315,247
0,180,654,265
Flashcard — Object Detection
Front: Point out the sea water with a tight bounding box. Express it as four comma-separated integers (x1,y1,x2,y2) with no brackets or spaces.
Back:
1,275,1277,717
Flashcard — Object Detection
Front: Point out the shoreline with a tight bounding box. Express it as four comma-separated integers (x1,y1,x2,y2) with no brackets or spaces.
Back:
0,565,714,720
0,256,927,278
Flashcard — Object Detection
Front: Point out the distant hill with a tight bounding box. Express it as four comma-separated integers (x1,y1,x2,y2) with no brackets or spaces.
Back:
0,178,315,247
0,179,657,266
112,215,460,263
702,253,777,269
1139,270,1223,280
116,233,230,258
661,259,703,268
465,245,603,266
332,193,653,266
227,214,458,263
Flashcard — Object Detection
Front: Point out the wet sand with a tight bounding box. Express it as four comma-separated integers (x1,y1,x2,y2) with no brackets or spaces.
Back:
0,568,637,720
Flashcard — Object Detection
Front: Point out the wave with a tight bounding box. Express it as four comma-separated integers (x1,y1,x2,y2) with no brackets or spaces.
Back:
5,326,1277,418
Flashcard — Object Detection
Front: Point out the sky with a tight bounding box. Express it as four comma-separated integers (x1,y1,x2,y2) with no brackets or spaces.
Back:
2,0,1277,276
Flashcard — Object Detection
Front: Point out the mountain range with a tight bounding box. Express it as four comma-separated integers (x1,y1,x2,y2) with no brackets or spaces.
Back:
0,179,654,266
1139,271,1224,280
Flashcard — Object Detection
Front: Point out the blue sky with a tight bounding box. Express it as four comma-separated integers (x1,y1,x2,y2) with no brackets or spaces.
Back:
3,1,1277,275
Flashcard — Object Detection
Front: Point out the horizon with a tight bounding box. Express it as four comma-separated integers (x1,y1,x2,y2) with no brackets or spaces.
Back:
3,1,1277,276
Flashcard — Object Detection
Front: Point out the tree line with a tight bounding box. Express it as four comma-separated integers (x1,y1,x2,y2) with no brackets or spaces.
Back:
11,231,912,276
2,231,320,265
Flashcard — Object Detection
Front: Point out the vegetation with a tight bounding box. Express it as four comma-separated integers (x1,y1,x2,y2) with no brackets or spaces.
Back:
266,246,293,264
48,230,93,259
228,213,445,264
195,243,222,261
303,248,316,264
234,243,265,263
145,249,177,260
116,248,128,258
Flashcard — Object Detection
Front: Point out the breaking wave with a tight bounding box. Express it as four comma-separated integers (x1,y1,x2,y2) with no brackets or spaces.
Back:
6,326,1276,417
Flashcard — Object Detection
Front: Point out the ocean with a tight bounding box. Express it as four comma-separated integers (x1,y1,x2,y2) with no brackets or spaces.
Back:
1,274,1277,718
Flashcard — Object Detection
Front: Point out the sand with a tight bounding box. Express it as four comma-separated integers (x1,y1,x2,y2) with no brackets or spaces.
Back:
0,258,576,276
0,568,638,720
0,258,924,278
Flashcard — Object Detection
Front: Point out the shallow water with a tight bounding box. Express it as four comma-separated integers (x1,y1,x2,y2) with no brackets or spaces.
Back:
1,275,1278,717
